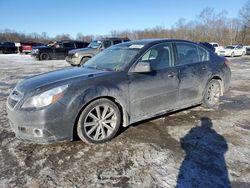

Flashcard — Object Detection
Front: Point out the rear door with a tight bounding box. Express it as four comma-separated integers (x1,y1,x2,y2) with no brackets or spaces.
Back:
174,42,210,106
129,42,179,119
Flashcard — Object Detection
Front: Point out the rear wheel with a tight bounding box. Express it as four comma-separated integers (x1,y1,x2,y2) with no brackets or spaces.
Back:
40,53,50,60
80,57,91,66
203,80,222,108
77,99,121,144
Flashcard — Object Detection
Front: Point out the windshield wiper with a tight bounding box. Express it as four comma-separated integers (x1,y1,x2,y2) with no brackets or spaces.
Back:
84,65,113,72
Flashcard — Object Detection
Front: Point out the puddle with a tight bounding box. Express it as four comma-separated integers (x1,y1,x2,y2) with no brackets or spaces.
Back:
220,96,250,110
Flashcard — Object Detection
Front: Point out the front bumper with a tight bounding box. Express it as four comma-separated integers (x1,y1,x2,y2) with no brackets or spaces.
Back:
31,53,40,60
65,56,80,66
6,100,74,144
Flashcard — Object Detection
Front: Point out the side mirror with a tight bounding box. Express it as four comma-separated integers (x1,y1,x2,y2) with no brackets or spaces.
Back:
132,61,151,73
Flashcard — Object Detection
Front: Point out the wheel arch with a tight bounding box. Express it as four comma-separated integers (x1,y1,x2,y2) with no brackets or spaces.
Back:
206,75,224,95
81,55,92,61
72,95,129,140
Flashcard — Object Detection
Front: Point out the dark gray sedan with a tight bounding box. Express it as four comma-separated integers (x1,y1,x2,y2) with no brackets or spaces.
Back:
6,39,231,144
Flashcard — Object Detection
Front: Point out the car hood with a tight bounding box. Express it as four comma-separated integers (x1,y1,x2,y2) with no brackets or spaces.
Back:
32,45,51,50
16,67,109,93
69,47,96,55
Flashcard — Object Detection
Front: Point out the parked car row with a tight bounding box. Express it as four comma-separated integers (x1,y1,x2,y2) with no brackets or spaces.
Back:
209,42,248,57
219,45,246,57
20,42,45,54
31,40,89,60
0,42,17,54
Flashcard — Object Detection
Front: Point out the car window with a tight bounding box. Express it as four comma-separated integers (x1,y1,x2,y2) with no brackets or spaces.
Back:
63,42,75,48
139,43,172,70
84,47,139,71
198,46,209,62
75,42,84,48
213,44,218,47
176,42,199,65
113,40,122,45
103,41,112,48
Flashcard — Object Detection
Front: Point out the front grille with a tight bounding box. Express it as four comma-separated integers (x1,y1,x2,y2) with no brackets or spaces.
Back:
8,89,23,109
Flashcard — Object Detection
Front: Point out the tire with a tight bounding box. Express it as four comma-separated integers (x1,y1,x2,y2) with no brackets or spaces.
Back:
80,57,91,66
77,98,121,144
203,79,222,108
39,53,50,60
231,52,235,57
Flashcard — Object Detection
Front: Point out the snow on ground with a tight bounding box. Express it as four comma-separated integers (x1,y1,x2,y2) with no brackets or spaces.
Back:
0,54,250,188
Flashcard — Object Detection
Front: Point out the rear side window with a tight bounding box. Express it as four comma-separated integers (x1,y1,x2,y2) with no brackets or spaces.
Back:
198,46,209,62
176,42,199,65
63,42,75,48
103,41,112,48
113,40,122,45
75,42,84,48
139,43,172,70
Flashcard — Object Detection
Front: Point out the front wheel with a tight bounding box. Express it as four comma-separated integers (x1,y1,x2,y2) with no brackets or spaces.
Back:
203,80,222,108
39,53,50,60
77,99,121,144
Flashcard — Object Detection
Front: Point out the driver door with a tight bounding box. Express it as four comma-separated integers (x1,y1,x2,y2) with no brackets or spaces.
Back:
128,43,179,120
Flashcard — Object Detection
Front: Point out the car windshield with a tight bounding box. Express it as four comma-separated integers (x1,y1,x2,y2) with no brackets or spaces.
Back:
225,46,235,49
87,40,102,49
84,47,139,71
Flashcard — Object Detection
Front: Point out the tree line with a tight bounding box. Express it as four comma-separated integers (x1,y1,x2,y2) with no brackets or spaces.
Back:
1,2,250,46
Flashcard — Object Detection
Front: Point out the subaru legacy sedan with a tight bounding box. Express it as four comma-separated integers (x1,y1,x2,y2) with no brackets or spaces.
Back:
7,39,231,144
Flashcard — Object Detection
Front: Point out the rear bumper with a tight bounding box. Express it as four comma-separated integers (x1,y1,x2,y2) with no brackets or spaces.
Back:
22,49,32,53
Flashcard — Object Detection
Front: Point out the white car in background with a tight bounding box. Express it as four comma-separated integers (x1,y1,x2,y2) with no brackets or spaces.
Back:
219,45,246,57
209,42,224,55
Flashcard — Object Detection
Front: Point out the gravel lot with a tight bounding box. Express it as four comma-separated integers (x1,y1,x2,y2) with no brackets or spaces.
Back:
0,54,250,188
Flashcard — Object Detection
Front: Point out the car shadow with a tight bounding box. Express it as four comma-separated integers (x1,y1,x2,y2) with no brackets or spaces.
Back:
176,117,231,188
115,104,201,138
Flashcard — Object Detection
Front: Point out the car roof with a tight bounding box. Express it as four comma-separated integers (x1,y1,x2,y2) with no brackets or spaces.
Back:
56,40,87,43
92,37,130,41
115,38,197,48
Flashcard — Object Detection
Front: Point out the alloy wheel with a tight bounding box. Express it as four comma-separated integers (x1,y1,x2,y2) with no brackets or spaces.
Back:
83,105,117,141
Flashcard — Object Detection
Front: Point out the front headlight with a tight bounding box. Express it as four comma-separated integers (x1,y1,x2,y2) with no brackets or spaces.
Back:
22,85,68,108
74,53,79,58
33,49,39,53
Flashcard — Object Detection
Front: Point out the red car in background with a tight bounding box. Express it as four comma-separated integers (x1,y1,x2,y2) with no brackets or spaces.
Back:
20,42,44,54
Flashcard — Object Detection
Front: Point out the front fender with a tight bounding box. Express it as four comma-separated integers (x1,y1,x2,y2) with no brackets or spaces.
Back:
68,83,130,130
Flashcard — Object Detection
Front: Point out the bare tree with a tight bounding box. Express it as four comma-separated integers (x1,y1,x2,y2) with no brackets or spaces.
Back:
239,0,250,27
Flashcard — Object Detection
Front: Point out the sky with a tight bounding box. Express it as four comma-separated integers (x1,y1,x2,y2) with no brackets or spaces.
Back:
0,0,247,38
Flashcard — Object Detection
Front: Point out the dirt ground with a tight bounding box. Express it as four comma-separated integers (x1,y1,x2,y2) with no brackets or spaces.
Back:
0,54,250,188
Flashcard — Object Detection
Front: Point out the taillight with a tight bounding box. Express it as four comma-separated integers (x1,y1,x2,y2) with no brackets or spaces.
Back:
221,56,230,67
224,58,231,67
